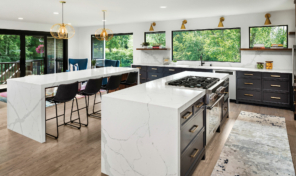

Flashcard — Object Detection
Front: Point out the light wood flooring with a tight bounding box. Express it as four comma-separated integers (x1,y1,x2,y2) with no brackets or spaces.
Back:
0,94,295,176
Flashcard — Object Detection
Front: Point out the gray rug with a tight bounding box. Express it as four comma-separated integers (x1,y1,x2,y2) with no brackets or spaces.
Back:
211,111,295,176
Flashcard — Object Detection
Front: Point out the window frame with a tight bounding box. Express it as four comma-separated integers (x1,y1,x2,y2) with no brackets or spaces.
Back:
144,31,166,46
248,25,288,48
171,27,242,63
91,35,105,60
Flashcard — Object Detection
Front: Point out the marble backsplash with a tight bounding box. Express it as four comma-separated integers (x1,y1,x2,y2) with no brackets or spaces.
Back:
134,50,293,70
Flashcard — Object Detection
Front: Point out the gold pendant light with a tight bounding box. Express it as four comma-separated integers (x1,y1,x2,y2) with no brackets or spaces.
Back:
264,13,271,25
95,10,113,41
181,20,187,29
149,22,156,31
218,17,224,27
50,1,75,39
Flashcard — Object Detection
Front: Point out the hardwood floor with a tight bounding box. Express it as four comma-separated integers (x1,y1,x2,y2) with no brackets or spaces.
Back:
0,96,295,176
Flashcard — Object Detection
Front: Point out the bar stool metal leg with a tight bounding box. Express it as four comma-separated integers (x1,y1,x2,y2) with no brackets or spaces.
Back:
65,98,81,129
46,102,60,139
88,93,101,118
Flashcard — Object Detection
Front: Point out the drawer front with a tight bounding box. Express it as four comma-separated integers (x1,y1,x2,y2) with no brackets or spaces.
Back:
237,90,261,102
237,71,261,79
181,129,204,176
140,71,147,79
263,80,289,92
148,66,163,73
163,67,179,73
263,92,289,105
194,98,204,113
147,72,163,80
180,105,194,125
132,65,147,71
237,78,261,90
263,73,289,79
181,109,204,152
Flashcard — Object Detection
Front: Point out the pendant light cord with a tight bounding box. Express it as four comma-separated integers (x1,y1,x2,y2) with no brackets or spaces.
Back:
62,3,64,24
103,11,105,29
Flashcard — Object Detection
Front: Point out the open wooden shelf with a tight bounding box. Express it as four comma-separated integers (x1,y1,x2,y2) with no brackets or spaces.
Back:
240,48,292,51
136,48,170,50
289,32,295,35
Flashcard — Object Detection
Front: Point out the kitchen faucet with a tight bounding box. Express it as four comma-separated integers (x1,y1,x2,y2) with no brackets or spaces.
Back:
200,54,205,66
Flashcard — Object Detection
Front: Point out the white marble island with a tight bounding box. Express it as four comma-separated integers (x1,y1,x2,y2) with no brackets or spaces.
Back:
101,71,229,176
7,67,139,143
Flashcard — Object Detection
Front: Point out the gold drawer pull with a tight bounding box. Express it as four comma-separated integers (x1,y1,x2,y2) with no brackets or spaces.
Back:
294,89,296,92
152,75,157,77
190,125,198,133
182,112,192,119
271,75,280,78
139,74,141,76
294,101,296,105
196,102,204,108
169,69,175,71
244,83,253,85
271,97,281,100
151,68,157,70
244,73,253,76
136,67,141,69
191,149,199,158
271,85,281,87
244,94,253,97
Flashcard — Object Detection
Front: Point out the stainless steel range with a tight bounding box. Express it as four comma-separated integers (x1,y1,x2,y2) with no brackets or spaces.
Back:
166,75,230,145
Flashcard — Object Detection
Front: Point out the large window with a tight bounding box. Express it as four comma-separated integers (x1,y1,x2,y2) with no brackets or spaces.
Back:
145,31,166,47
249,25,288,48
172,28,241,62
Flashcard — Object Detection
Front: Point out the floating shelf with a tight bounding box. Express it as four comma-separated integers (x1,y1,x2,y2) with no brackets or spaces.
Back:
136,48,170,50
289,32,295,35
240,48,292,51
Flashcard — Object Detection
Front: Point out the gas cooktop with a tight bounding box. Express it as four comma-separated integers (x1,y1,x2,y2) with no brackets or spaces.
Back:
167,76,220,89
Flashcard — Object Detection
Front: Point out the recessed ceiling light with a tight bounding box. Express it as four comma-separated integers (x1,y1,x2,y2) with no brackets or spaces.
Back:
160,6,167,8
18,17,23,20
53,12,59,15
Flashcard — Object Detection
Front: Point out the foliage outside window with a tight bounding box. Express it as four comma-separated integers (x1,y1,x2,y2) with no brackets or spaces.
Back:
92,35,104,60
173,28,241,62
249,25,288,48
105,34,133,67
145,32,166,47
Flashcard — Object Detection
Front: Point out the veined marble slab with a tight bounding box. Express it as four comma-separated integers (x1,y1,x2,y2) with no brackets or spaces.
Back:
102,71,228,176
7,67,139,143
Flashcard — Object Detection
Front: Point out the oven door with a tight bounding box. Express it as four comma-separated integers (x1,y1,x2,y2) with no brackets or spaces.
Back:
206,94,224,145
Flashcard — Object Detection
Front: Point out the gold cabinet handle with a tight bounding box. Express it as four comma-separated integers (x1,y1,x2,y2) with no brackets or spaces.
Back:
244,73,253,76
271,75,280,78
190,149,199,158
294,89,296,92
271,97,281,100
151,68,157,70
271,85,281,87
136,67,141,69
152,75,157,77
189,125,198,133
244,83,253,85
196,102,204,108
294,101,296,105
182,112,192,119
139,74,141,76
169,69,175,71
244,94,253,97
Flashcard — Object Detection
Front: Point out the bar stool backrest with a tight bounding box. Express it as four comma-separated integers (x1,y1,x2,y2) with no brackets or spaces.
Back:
106,74,122,90
125,72,138,84
84,78,103,94
54,82,79,103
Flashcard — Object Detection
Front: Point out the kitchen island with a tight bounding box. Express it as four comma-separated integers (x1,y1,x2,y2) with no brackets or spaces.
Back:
7,67,139,143
101,71,228,176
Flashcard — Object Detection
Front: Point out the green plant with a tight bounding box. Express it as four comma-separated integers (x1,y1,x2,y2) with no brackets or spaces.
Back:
141,42,150,47
91,60,97,66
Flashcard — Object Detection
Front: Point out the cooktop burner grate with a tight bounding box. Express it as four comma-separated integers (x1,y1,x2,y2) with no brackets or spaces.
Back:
168,76,220,89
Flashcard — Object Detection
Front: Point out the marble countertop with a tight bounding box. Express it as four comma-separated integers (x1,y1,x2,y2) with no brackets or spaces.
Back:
132,63,292,73
7,67,139,88
103,71,229,110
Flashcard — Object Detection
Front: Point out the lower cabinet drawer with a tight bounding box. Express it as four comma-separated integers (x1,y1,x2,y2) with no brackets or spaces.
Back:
194,99,204,113
263,73,289,79
180,105,194,125
181,128,204,176
262,80,289,92
140,71,146,79
237,78,261,90
263,92,289,105
181,109,204,152
237,90,261,102
147,72,163,80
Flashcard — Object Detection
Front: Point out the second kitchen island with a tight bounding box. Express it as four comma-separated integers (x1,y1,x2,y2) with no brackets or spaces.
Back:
101,71,228,176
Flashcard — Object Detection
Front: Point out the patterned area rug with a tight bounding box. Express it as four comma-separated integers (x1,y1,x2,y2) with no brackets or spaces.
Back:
211,111,295,176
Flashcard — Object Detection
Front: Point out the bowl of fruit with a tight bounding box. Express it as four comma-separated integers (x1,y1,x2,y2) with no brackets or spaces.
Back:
257,62,264,69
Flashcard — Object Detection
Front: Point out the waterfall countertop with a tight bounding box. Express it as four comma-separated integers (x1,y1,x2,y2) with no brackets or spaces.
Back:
132,63,292,73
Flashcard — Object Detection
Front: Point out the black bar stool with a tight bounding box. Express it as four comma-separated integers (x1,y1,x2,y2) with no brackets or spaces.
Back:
120,72,138,88
77,78,103,121
46,81,81,139
101,74,122,93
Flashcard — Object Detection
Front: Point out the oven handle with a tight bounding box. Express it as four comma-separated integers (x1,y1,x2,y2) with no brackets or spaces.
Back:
207,94,224,110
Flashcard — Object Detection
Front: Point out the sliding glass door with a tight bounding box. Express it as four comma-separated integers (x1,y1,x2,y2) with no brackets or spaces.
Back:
47,36,64,74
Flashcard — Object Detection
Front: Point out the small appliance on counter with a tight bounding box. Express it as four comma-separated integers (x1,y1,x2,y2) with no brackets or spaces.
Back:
265,61,273,69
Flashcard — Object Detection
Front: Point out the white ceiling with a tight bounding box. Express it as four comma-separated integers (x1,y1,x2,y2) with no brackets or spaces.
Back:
0,0,294,27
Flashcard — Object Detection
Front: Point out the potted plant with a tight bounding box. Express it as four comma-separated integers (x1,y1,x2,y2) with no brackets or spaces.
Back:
91,60,97,69
141,42,150,48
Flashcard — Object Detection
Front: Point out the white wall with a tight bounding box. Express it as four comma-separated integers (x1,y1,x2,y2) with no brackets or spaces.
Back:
76,9,295,69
